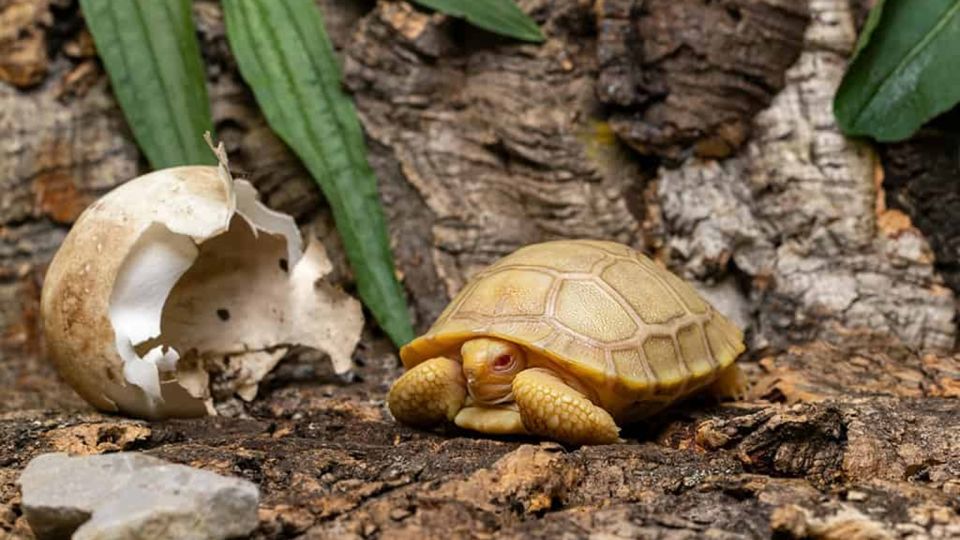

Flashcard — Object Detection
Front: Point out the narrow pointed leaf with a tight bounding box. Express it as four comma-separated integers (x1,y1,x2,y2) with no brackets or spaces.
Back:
80,0,215,168
222,0,414,347
411,0,544,42
834,0,960,142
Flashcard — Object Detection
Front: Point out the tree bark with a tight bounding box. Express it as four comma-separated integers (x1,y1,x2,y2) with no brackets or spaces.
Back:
0,0,958,538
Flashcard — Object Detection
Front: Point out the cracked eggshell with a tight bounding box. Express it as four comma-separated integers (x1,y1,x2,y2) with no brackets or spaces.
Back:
40,160,364,419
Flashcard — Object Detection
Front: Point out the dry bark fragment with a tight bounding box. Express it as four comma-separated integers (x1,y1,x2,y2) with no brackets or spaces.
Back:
0,0,51,88
658,0,957,351
596,0,809,160
880,118,960,295
753,333,960,403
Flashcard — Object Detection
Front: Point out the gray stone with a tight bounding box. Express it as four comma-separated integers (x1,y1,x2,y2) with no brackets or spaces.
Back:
18,452,259,540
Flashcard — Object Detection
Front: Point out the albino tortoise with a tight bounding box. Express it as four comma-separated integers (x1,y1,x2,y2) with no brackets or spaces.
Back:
388,240,747,445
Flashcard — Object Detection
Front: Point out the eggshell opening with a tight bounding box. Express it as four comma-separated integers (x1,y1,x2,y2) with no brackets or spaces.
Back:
41,144,364,418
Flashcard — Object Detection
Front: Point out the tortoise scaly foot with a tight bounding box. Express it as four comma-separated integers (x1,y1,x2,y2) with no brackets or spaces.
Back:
388,357,466,428
513,368,620,445
708,363,750,401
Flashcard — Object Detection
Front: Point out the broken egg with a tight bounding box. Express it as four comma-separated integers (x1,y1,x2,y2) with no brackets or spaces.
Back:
40,144,364,418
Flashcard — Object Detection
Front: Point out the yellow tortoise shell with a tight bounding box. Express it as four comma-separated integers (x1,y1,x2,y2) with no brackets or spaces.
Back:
400,240,745,416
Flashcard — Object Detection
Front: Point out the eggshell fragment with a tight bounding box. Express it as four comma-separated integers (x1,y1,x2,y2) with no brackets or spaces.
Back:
40,147,364,418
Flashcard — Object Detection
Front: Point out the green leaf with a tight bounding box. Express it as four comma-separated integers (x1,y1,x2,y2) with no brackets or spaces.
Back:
411,0,544,42
222,0,415,347
850,0,887,58
834,0,960,142
80,0,215,168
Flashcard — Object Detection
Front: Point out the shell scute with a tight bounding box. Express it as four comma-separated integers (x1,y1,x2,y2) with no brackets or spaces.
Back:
661,270,709,314
554,280,637,342
704,317,743,365
677,324,714,380
498,241,608,273
611,348,650,386
458,268,554,317
642,335,684,388
536,331,607,375
401,240,745,408
600,260,686,324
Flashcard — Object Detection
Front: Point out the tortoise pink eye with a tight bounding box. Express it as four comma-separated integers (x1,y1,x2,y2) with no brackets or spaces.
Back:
493,354,513,370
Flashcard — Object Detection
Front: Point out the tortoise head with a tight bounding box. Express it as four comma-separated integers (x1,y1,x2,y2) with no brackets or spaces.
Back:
461,338,527,404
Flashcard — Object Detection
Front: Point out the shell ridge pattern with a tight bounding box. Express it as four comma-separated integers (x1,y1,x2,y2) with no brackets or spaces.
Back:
589,253,615,274
602,347,619,388
630,251,708,317
484,264,598,281
433,274,482,328
625,254,721,364
420,241,734,396
449,273,716,353
494,267,554,316
669,333,693,395
572,240,635,259
532,330,563,352
632,338,659,390
544,267,563,317
595,250,718,390
695,323,718,371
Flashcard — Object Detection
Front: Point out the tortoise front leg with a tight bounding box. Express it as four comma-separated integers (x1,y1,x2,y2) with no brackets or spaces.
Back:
512,368,620,445
388,357,466,428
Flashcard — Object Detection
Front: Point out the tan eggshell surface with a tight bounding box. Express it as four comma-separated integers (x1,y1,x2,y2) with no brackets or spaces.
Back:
40,167,233,418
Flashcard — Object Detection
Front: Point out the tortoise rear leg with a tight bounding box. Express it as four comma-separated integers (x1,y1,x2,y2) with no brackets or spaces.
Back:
388,357,466,428
708,363,750,401
513,368,620,445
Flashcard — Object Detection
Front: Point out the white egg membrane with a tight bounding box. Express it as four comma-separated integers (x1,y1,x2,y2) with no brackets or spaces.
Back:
106,158,361,417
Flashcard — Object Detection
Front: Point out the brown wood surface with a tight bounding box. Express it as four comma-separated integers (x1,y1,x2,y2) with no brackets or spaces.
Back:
0,0,957,538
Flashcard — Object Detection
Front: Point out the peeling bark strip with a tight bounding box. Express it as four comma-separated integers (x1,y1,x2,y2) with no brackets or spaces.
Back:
596,0,809,160
658,0,957,351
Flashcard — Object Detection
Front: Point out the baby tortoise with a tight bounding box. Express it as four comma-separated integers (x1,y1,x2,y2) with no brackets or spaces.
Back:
388,240,747,445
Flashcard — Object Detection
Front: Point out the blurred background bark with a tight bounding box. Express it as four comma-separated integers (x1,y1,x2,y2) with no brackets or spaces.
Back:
1,0,958,538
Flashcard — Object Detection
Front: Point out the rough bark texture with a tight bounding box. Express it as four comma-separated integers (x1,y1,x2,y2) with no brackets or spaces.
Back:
343,0,647,322
1,336,958,539
1,0,959,539
0,0,51,88
596,0,809,160
657,0,957,352
880,113,960,294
